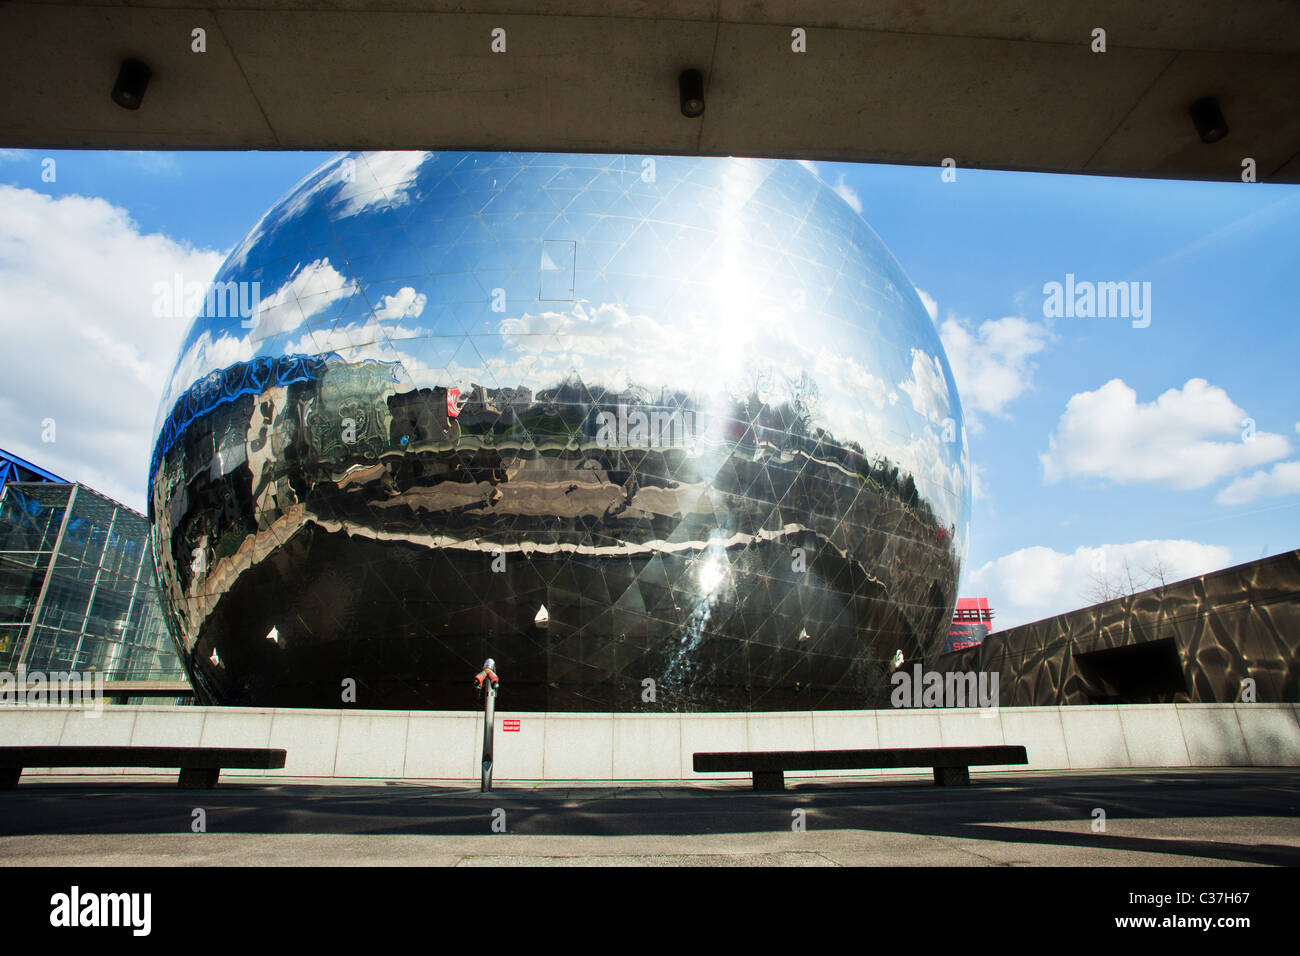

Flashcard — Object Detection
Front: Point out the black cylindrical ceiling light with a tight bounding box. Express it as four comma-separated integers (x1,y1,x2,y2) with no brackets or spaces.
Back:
1188,96,1229,144
679,69,705,118
111,58,152,110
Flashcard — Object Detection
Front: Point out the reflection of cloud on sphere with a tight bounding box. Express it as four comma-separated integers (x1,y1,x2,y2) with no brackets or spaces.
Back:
149,152,970,712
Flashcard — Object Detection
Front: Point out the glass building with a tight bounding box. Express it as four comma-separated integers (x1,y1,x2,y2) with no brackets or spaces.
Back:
151,152,971,712
0,479,184,684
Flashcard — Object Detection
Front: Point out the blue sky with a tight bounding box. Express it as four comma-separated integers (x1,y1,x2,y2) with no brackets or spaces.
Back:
824,159,1300,626
1,148,1296,629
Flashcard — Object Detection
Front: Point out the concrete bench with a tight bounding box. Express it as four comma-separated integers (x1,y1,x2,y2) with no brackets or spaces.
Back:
693,745,1029,791
0,746,288,789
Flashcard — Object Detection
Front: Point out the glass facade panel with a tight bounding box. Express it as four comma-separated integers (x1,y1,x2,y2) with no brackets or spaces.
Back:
0,481,185,682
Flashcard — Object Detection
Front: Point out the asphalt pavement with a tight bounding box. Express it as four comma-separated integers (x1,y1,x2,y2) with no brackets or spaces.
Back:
2,768,1298,866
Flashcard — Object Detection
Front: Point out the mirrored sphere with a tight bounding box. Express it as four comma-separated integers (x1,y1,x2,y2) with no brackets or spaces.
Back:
149,152,970,711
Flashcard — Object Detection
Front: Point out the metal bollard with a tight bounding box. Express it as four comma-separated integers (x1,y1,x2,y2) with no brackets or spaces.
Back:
475,658,499,791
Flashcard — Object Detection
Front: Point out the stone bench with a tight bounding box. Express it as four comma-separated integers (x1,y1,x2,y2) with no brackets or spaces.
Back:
693,745,1029,790
0,746,288,789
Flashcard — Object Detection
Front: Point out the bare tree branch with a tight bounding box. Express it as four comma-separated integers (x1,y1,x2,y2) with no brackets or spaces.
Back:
1083,555,1157,605
1143,552,1172,588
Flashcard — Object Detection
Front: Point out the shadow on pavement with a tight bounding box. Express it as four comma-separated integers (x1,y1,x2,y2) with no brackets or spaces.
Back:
3,769,1299,865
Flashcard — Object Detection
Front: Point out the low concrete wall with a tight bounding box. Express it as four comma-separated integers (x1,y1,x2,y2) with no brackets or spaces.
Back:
4,703,1299,782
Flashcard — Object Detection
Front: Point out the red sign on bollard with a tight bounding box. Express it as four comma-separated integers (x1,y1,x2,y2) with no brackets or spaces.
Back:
502,719,521,732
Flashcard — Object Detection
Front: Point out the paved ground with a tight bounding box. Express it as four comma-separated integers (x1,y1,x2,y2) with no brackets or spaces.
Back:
2,768,1298,866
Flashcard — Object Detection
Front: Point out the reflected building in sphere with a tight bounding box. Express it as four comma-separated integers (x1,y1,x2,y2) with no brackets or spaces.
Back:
149,152,971,712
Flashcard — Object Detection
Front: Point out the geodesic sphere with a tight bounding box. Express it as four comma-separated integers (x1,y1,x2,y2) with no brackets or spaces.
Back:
149,152,970,711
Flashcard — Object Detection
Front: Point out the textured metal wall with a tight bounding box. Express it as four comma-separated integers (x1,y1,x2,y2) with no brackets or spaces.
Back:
929,550,1300,705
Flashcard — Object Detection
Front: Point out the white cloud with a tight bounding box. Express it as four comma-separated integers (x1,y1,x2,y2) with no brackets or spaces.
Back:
915,288,938,322
372,286,427,322
281,285,428,358
1041,378,1290,489
891,423,968,513
940,315,1050,424
0,149,31,163
158,330,258,424
157,257,357,406
228,151,432,270
1215,460,1300,505
279,151,430,223
284,330,400,367
502,301,638,349
248,257,357,340
814,349,894,410
793,160,861,214
488,297,967,519
968,539,1233,631
0,185,224,511
898,348,951,425
831,174,862,214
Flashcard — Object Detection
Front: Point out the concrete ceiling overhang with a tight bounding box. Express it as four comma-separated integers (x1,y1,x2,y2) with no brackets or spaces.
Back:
2,1,1298,182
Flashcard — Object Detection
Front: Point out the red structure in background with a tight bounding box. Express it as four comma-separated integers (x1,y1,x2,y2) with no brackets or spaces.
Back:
947,598,994,654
